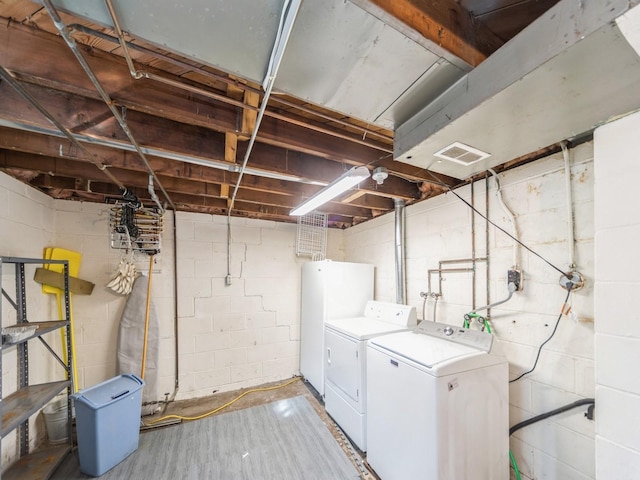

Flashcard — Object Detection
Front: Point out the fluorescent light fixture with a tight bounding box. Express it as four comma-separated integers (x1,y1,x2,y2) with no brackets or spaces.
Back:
290,166,370,216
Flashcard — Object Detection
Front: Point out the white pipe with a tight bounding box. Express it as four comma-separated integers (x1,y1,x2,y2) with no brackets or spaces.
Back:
147,175,164,213
488,168,519,268
561,141,576,269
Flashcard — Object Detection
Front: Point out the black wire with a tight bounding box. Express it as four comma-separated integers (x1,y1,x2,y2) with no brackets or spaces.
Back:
422,169,568,278
509,398,594,435
420,169,576,381
448,187,568,278
509,285,572,383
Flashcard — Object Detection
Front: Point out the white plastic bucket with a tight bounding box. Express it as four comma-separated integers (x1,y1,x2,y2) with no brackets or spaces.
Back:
43,398,69,444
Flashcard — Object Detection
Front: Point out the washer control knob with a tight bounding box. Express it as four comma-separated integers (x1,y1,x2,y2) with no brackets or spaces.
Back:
443,326,454,336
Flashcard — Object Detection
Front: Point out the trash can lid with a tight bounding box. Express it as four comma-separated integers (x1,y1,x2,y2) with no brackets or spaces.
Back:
72,374,144,409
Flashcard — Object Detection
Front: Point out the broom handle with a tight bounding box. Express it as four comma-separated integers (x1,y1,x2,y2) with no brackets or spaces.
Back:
140,255,154,380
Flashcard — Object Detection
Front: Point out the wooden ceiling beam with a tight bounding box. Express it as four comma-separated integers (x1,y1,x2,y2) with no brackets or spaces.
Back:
3,151,363,219
347,193,395,211
0,83,421,200
0,146,329,202
25,168,363,225
350,0,505,67
0,14,451,224
0,150,224,197
0,23,391,159
0,22,450,190
237,188,373,219
236,144,422,200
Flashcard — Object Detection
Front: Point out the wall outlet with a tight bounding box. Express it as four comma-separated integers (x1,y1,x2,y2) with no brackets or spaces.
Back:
508,269,523,291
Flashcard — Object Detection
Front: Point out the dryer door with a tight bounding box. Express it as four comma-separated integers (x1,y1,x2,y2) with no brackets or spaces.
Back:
325,328,360,402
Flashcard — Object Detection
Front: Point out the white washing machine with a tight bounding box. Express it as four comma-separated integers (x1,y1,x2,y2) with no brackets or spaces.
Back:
366,321,509,480
324,301,417,451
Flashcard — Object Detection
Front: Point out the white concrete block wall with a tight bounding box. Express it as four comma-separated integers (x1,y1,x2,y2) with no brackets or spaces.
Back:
1,172,328,471
343,143,596,479
175,213,307,399
0,173,56,470
594,111,640,478
51,201,177,396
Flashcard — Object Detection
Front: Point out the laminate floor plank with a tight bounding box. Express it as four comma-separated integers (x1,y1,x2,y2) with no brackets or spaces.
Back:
52,395,360,480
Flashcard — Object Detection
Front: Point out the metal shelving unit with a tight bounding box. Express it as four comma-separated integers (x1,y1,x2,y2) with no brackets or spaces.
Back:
0,257,73,480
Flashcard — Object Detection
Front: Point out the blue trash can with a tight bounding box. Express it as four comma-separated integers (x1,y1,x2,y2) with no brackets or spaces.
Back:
71,374,145,477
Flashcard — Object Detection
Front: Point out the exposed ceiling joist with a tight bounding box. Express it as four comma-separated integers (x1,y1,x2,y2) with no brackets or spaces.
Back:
0,0,575,227
350,0,505,67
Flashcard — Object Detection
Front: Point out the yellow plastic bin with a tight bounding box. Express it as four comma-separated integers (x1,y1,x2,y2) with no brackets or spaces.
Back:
71,374,144,477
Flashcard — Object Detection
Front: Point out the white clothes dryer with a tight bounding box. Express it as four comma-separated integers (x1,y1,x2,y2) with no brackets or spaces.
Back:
366,321,509,480
324,301,416,451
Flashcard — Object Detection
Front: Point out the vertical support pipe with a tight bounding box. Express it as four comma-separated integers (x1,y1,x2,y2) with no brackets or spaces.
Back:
485,174,491,316
172,210,179,397
471,181,476,310
394,199,406,305
561,141,576,269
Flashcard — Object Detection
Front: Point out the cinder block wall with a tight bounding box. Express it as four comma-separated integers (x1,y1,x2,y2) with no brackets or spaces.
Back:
594,111,640,478
175,213,305,399
1,169,349,471
0,173,57,468
343,143,596,479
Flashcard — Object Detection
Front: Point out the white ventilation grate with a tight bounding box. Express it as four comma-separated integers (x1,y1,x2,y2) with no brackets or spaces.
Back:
434,142,491,166
296,212,327,260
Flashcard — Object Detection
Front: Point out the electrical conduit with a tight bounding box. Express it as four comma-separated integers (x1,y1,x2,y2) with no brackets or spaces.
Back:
561,141,576,269
0,65,125,191
42,0,176,212
488,168,519,269
225,0,302,284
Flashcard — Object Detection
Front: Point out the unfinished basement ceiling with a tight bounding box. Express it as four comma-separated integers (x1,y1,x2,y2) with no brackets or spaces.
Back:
49,0,469,130
0,0,597,228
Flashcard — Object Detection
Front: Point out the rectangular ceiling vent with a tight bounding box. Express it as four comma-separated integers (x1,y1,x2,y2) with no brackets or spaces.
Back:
434,142,491,166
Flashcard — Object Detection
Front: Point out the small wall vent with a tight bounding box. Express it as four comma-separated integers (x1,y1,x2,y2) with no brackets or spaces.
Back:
434,142,491,166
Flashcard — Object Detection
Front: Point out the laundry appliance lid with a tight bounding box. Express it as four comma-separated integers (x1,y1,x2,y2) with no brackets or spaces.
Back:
325,316,411,340
368,330,505,375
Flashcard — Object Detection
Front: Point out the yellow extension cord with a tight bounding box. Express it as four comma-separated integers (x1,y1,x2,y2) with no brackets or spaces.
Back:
144,376,301,425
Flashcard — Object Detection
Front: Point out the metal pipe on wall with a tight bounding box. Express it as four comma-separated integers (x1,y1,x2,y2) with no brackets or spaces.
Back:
471,181,476,310
43,0,182,405
561,141,576,269
0,65,125,190
42,0,176,212
66,23,393,148
485,174,491,315
394,198,406,305
225,0,301,285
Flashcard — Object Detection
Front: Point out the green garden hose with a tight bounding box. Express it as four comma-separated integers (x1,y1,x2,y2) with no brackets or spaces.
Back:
509,450,522,480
